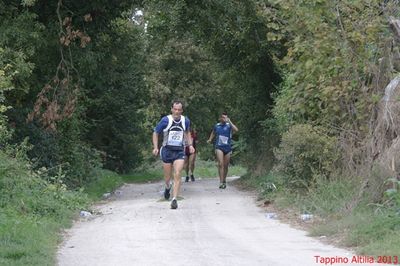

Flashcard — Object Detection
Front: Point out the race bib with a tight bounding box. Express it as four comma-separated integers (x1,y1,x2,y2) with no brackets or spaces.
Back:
167,131,184,146
218,135,229,145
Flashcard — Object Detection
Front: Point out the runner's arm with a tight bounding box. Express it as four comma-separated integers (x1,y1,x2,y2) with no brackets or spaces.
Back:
227,118,238,132
185,131,195,154
153,117,168,156
207,130,215,144
152,132,159,156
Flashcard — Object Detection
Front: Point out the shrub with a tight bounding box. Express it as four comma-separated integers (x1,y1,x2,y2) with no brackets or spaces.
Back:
0,151,88,219
384,177,400,210
273,124,339,188
0,149,89,265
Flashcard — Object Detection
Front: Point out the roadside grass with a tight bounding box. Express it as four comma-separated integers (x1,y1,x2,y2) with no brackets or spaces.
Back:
0,210,65,266
192,160,247,179
342,209,400,256
239,173,400,256
84,169,123,200
122,159,247,183
0,150,130,266
122,169,163,183
358,228,400,256
0,151,246,266
308,207,400,256
0,151,88,266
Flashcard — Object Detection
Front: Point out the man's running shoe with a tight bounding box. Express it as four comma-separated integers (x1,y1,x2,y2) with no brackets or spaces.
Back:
164,187,171,200
190,174,195,182
219,183,224,189
171,199,178,209
185,176,189,182
222,183,226,189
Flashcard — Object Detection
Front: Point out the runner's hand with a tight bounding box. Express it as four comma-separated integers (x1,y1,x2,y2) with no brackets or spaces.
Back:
152,148,159,156
189,146,195,154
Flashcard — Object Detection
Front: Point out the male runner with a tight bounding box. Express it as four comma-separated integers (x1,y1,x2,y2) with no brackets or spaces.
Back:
184,128,198,182
153,100,195,209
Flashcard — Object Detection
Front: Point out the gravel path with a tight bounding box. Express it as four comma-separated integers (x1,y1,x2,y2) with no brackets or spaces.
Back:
58,176,377,266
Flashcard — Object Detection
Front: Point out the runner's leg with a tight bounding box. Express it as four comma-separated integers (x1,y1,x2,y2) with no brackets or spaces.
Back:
222,152,231,183
215,149,225,184
162,162,173,199
172,159,185,199
189,153,196,181
184,155,190,182
163,163,172,187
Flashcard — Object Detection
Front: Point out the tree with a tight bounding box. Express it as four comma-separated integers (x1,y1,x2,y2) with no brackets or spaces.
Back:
143,0,281,168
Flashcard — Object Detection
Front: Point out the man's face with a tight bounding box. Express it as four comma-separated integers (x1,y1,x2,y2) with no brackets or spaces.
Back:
219,114,227,123
171,103,183,118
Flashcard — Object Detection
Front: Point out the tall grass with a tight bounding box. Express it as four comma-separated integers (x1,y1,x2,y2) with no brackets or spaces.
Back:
0,150,127,265
0,151,88,265
84,169,123,200
240,172,400,256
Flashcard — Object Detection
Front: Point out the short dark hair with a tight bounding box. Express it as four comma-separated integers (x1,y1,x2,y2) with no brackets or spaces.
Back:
221,111,227,116
171,99,183,108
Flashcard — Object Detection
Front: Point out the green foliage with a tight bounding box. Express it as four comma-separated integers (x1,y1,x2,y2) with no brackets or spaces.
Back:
189,159,247,178
239,172,281,201
144,0,281,172
57,116,103,187
144,36,223,148
80,17,148,173
0,210,60,266
18,115,103,188
328,207,400,256
84,169,123,200
122,170,163,183
0,7,43,147
0,67,12,145
273,124,339,188
306,191,400,256
384,178,400,209
299,177,357,216
0,151,88,218
122,159,247,183
273,0,392,133
0,0,148,180
357,228,400,256
346,211,400,248
0,150,88,265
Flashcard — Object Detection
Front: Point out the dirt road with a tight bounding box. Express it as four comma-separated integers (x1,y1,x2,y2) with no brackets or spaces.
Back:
57,176,373,266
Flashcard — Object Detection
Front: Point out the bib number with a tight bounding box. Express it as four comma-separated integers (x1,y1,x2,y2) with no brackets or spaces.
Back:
167,131,184,146
218,135,229,145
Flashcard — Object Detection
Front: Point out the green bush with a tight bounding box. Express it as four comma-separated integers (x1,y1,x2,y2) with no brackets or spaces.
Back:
384,177,400,210
19,118,103,189
0,150,89,265
0,151,88,219
255,173,281,197
273,124,339,188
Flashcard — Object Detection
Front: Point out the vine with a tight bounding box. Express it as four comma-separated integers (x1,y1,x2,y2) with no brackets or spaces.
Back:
27,0,91,130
